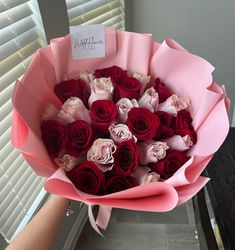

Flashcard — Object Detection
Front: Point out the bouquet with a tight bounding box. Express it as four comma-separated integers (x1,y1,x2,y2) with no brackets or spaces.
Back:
12,27,230,234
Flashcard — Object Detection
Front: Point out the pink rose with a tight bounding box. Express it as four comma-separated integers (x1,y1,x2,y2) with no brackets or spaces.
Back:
55,154,81,171
87,139,117,172
116,98,138,123
58,97,91,124
88,77,114,106
158,94,190,116
139,140,169,165
143,172,160,184
109,123,137,144
165,135,193,151
138,87,159,112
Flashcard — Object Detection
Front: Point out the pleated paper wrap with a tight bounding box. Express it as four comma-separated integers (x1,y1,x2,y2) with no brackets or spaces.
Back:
11,27,230,234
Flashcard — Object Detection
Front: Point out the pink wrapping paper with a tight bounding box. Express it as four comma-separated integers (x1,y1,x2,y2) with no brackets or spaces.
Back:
12,28,229,230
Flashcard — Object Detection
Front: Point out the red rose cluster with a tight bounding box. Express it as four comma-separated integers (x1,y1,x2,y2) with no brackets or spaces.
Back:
41,66,197,195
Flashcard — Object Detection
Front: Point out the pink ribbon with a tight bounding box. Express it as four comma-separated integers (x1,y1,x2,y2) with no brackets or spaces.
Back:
88,204,112,237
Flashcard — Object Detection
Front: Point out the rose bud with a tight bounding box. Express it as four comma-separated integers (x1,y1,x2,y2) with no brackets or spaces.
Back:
95,65,126,78
104,173,137,194
158,94,190,116
41,120,67,156
153,78,172,103
164,135,193,151
114,140,140,176
90,100,118,135
116,98,138,123
154,111,175,139
54,79,89,105
109,123,137,144
66,120,94,157
139,140,169,165
66,161,105,195
87,139,117,171
149,150,189,179
127,107,160,141
88,77,114,106
111,74,141,102
55,153,81,171
58,97,91,125
138,87,159,112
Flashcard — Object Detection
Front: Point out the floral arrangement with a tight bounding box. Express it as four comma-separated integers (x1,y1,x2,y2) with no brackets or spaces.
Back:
11,28,229,233
40,65,197,196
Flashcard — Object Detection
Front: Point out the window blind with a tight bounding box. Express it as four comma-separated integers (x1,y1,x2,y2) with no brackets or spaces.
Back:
66,0,125,30
0,0,46,242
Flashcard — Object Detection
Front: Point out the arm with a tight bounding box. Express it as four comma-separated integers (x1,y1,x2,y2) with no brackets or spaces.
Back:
6,195,69,250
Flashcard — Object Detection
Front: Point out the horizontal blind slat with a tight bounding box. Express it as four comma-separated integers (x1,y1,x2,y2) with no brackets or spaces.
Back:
0,56,31,94
83,6,122,25
0,169,34,215
0,141,12,161
0,156,25,190
0,16,35,46
0,127,11,150
66,0,91,10
1,98,12,122
0,2,32,30
0,27,39,61
5,179,44,239
1,111,12,136
0,0,29,13
0,39,42,76
0,171,38,228
69,0,121,25
1,150,21,170
67,0,111,20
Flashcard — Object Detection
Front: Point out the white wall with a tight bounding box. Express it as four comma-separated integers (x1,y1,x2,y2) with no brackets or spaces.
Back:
126,0,235,122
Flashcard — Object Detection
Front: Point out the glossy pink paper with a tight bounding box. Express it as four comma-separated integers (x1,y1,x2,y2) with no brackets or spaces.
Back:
12,28,229,216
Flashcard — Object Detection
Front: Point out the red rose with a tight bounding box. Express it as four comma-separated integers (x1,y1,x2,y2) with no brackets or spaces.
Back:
150,150,189,179
66,120,94,157
104,173,137,194
66,161,105,195
127,108,160,141
95,65,126,78
54,79,89,105
41,120,67,156
174,110,197,144
114,140,139,176
153,78,172,103
90,100,118,135
111,74,141,102
154,111,175,139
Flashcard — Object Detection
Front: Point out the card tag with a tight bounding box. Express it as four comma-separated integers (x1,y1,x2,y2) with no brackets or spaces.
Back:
70,25,105,60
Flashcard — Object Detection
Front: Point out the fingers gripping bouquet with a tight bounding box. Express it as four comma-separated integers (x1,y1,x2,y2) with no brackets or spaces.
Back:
12,28,230,234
